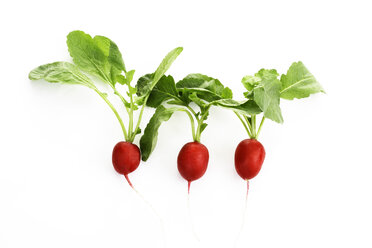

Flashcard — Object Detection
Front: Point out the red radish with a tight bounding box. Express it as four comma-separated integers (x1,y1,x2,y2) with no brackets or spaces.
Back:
235,139,265,180
112,141,141,187
177,141,209,193
231,62,323,245
233,139,265,245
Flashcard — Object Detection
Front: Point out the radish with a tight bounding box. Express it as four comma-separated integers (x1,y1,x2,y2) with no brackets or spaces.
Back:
112,142,141,187
232,62,324,245
233,62,324,182
234,139,265,180
29,31,182,247
139,74,239,192
177,141,209,193
177,141,209,239
29,30,183,187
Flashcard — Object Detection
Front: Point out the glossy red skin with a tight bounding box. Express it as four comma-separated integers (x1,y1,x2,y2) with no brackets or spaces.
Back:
112,142,141,175
235,139,265,180
177,142,209,182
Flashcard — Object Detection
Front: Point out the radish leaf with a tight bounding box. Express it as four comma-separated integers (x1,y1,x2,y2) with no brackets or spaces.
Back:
136,47,183,104
140,105,181,161
212,99,262,115
280,61,324,100
67,30,125,86
236,61,324,138
176,73,233,101
145,75,180,108
242,75,261,91
29,62,96,89
253,69,283,123
152,47,183,90
93,35,126,73
189,92,208,109
29,30,183,143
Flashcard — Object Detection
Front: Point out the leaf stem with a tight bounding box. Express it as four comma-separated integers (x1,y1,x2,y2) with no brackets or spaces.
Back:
256,116,265,139
244,116,253,134
128,92,134,142
179,109,196,141
100,75,130,115
94,89,128,140
113,88,130,114
195,120,202,142
186,105,198,118
132,95,149,141
251,115,257,138
195,107,210,142
234,111,252,138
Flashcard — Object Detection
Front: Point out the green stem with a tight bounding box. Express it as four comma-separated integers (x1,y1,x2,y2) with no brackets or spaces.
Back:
113,88,130,114
132,95,149,141
186,105,198,117
195,107,210,142
234,111,252,138
179,109,196,141
244,115,253,133
256,116,265,139
98,74,130,115
128,93,134,141
251,115,257,139
195,120,201,142
94,89,128,140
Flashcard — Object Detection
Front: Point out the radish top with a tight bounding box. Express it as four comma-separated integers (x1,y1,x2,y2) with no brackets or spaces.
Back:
29,30,183,154
139,73,256,161
235,62,324,139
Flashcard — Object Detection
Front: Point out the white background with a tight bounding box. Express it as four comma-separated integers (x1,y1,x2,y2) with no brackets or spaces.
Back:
1,0,371,247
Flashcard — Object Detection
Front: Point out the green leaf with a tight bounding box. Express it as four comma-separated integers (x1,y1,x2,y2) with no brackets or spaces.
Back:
253,69,283,123
280,61,325,100
243,90,254,100
125,70,135,84
212,99,262,116
66,30,125,86
200,123,208,134
135,127,141,135
176,74,233,102
221,87,233,99
67,31,109,82
136,47,183,103
93,35,126,72
145,75,180,108
29,62,96,89
140,105,181,161
166,99,185,106
153,47,183,86
127,85,137,96
116,75,126,85
188,92,208,109
241,75,261,91
136,74,153,97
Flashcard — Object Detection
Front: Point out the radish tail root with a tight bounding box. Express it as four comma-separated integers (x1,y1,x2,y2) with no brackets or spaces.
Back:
233,180,250,248
187,190,200,241
188,181,191,194
125,176,167,248
124,174,133,188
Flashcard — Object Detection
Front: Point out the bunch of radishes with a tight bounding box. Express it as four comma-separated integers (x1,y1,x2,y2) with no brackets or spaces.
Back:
29,30,324,194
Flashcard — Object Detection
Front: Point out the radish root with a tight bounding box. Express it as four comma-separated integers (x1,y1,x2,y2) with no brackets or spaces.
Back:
126,176,167,248
187,183,200,241
234,180,250,248
124,174,133,188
